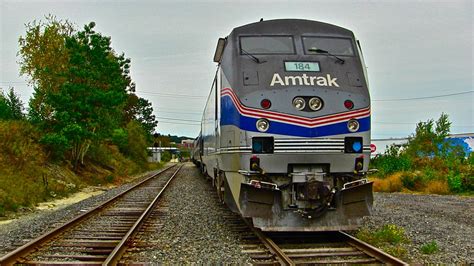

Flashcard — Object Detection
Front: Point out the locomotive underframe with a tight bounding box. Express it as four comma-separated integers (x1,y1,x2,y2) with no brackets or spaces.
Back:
220,170,373,231
206,147,374,231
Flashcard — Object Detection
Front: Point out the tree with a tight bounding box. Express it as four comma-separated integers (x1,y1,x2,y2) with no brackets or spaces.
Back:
124,120,149,164
124,93,157,136
0,87,25,120
405,113,454,158
21,21,134,168
50,22,133,168
0,91,10,120
18,15,74,123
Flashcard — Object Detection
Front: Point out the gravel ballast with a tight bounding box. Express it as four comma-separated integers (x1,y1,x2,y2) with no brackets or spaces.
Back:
0,163,472,264
125,163,251,264
359,192,473,264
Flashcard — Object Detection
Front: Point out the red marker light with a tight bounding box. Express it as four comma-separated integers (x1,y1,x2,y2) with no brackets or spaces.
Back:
370,144,376,153
261,99,272,109
344,100,354,110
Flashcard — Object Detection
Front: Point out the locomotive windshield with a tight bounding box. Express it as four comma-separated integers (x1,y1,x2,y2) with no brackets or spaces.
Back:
303,37,354,56
240,36,295,54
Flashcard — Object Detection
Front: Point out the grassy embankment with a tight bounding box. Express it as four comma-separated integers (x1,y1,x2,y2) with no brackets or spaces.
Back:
0,120,163,217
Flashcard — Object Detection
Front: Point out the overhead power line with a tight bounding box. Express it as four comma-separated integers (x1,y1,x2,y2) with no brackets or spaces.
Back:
155,110,202,115
137,91,206,99
373,90,473,101
158,121,200,126
0,81,28,84
156,116,201,123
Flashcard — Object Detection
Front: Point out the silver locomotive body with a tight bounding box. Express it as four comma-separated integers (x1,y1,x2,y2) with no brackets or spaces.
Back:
196,19,373,231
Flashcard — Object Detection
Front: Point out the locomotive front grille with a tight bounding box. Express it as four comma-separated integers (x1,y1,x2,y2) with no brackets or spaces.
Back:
274,138,371,153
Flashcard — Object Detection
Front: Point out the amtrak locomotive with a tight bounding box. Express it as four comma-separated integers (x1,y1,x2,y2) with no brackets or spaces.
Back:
194,19,373,231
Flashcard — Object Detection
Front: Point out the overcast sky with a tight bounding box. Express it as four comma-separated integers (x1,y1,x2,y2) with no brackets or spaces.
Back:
1,0,472,139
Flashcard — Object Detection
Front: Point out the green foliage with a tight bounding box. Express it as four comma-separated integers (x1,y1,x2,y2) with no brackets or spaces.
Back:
40,133,70,160
0,16,161,215
370,113,472,194
447,172,464,193
18,15,74,123
0,121,45,169
123,121,149,165
400,172,422,190
420,241,438,254
0,120,48,214
124,94,157,138
356,224,409,259
371,144,412,176
405,113,451,158
161,151,172,162
87,143,142,177
374,224,409,244
20,19,135,168
112,128,128,152
0,87,25,120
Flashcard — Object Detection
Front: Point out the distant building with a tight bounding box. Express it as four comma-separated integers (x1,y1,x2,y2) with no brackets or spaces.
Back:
371,133,474,156
179,139,194,149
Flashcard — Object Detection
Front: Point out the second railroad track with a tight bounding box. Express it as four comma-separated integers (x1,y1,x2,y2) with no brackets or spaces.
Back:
0,163,182,265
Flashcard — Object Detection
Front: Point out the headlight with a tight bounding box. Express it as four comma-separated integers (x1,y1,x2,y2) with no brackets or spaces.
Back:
256,119,270,132
308,97,323,111
292,97,305,110
347,119,360,132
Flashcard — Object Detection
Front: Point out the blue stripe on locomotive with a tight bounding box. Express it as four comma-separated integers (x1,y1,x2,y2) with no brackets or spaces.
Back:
220,95,370,138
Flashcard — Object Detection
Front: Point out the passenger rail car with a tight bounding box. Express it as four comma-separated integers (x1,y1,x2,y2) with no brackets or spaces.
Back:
196,19,373,231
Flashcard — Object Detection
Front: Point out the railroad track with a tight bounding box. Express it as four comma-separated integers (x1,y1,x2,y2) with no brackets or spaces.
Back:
219,201,407,265
0,164,182,266
238,224,408,265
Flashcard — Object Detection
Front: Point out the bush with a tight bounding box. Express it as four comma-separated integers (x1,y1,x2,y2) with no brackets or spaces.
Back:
0,121,45,169
161,151,171,162
372,173,403,192
87,143,141,177
124,121,148,166
111,128,128,152
447,172,463,193
369,114,473,194
400,172,423,191
425,180,449,194
420,241,438,254
370,145,412,176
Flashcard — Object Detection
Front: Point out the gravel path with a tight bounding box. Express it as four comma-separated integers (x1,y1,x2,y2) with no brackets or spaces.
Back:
125,163,251,264
0,163,472,264
359,192,473,264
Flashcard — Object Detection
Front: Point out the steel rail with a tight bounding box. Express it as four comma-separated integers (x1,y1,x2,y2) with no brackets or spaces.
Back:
245,225,408,265
0,164,178,266
104,164,183,265
243,219,294,266
338,231,408,265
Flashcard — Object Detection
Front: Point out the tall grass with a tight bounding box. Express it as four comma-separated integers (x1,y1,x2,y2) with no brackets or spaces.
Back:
0,121,48,215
